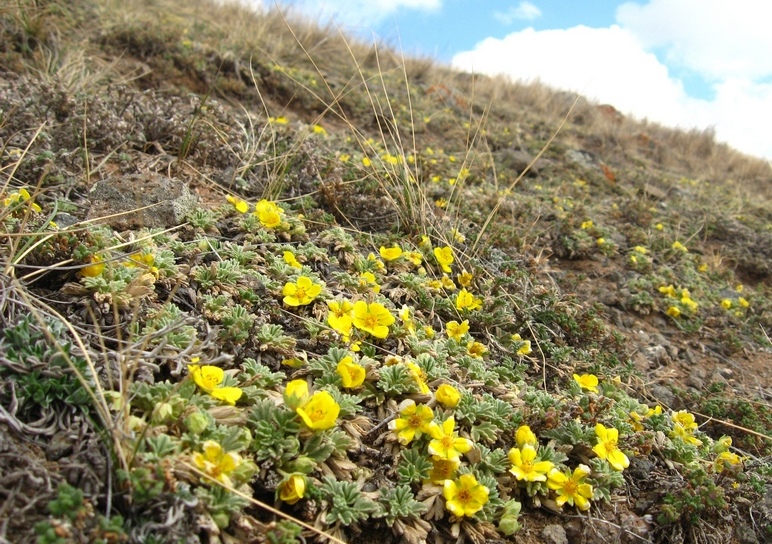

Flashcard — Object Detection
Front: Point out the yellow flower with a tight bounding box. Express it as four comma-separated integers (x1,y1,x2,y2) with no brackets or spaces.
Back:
659,284,677,297
352,300,395,339
281,357,305,368
446,320,469,342
443,473,489,518
209,386,244,405
388,400,434,445
721,298,733,310
681,295,698,313
581,220,593,229
427,417,473,461
440,275,457,290
283,379,310,410
573,373,599,393
337,356,366,388
714,451,742,472
629,411,644,431
633,245,648,254
592,424,630,471
406,251,423,266
358,271,381,293
738,297,749,308
457,271,473,287
455,288,482,312
255,199,283,228
225,194,249,213
466,340,487,358
282,276,322,306
512,334,532,356
667,306,681,318
406,361,430,394
3,187,42,212
435,384,461,408
655,223,664,231
515,425,538,448
433,246,454,273
312,124,327,135
379,244,403,261
189,364,243,405
283,251,303,269
670,410,702,446
271,116,289,125
672,241,688,252
362,156,372,167
366,252,386,271
426,457,460,484
296,391,340,431
671,423,703,446
671,410,698,430
192,440,241,487
278,473,306,504
547,465,594,511
327,299,354,336
80,254,105,278
508,445,554,482
399,305,416,334
647,405,663,417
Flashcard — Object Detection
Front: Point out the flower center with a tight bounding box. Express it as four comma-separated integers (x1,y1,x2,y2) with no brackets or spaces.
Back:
408,414,422,428
563,480,578,496
457,489,471,504
364,314,379,329
295,286,308,300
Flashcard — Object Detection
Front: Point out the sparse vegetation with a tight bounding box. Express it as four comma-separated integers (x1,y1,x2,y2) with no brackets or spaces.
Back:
1,0,771,543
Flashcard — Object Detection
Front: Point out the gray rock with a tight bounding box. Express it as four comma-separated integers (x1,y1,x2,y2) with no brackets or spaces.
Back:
494,149,542,176
651,384,676,408
87,173,199,231
541,524,568,544
734,523,759,544
687,367,706,390
644,345,670,366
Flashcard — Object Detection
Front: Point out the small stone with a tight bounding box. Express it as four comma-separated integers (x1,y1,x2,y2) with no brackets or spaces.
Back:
87,173,199,231
687,367,706,390
541,524,568,544
734,522,759,544
644,345,670,366
651,385,677,408
718,367,734,379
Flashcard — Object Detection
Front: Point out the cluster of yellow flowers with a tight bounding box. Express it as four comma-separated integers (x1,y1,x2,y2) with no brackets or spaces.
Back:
189,362,243,405
283,379,340,430
2,187,42,212
659,284,698,318
225,196,287,229
670,410,702,446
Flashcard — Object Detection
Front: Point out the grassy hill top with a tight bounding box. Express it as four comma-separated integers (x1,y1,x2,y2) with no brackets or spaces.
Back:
1,1,771,543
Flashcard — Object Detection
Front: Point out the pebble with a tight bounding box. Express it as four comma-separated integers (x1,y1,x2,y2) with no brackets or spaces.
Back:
541,524,568,544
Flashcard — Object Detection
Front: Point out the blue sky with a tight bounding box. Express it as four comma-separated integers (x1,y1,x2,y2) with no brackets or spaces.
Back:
262,1,772,160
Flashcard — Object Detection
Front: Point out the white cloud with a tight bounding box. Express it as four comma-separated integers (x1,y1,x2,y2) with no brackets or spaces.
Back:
452,2,772,159
452,25,692,122
494,2,542,25
278,0,441,27
617,0,772,81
